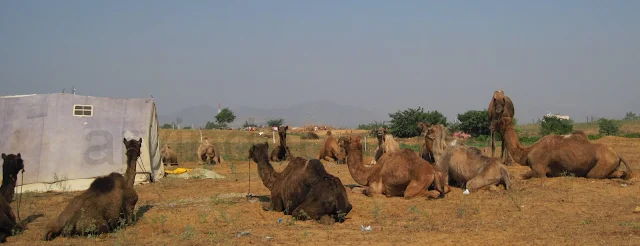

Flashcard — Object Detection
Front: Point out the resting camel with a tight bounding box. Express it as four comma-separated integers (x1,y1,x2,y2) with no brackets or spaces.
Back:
270,126,292,162
161,144,178,166
418,122,435,163
44,138,141,240
373,128,399,163
488,90,515,165
428,125,511,191
339,135,446,199
492,117,633,180
197,137,222,165
0,153,25,243
249,142,352,223
318,131,346,164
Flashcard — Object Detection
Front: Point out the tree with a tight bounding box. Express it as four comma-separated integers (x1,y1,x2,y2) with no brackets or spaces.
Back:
540,116,573,135
624,112,638,120
598,118,621,136
266,118,285,127
161,123,174,129
388,107,447,138
205,121,220,129
357,121,388,137
215,108,236,127
457,109,490,136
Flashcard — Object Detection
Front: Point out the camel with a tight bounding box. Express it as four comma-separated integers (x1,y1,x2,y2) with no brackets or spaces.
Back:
160,144,178,166
339,135,446,199
197,137,222,165
427,126,511,191
249,142,352,223
270,126,292,162
318,131,346,164
492,117,633,180
373,128,399,163
44,138,141,240
488,90,515,165
0,153,25,243
418,122,435,163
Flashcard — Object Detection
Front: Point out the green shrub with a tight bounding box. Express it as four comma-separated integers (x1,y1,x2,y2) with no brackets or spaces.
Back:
598,118,621,136
518,136,541,145
622,133,640,138
540,116,573,135
388,107,447,138
457,110,490,136
588,134,602,140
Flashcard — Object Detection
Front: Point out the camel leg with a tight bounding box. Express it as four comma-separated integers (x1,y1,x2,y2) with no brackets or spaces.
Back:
585,160,619,179
492,130,496,157
466,175,501,192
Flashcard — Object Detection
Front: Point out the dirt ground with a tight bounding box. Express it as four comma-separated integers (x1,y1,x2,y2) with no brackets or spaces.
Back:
6,136,640,245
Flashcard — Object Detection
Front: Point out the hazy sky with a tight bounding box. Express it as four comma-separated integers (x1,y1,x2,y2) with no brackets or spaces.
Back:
1,1,638,123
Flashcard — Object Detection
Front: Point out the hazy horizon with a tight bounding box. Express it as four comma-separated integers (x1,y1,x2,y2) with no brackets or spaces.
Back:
1,1,639,124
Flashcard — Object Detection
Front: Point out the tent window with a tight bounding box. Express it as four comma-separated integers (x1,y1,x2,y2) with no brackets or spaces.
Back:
73,104,93,117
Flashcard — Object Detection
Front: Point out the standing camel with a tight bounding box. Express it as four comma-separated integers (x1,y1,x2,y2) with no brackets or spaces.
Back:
488,90,515,165
492,117,632,180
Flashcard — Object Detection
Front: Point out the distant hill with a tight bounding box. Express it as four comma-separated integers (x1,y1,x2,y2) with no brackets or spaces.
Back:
158,100,384,128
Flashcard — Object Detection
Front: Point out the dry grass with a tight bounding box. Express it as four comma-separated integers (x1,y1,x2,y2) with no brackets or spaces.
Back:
7,131,640,245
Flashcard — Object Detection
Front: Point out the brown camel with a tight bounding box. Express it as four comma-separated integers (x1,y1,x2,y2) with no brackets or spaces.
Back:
492,117,633,180
373,128,400,163
427,126,511,191
197,137,222,165
318,131,346,164
270,126,292,162
249,142,352,223
0,153,25,243
44,138,141,240
488,90,515,165
339,135,446,199
418,122,435,163
160,144,178,166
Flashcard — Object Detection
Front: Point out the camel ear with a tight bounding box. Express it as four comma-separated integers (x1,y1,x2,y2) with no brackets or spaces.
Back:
123,138,128,147
284,125,289,131
16,153,20,158
138,138,143,148
1,154,5,160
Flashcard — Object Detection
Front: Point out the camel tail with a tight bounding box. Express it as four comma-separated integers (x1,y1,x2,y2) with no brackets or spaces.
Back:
500,166,512,190
619,157,633,180
433,171,446,198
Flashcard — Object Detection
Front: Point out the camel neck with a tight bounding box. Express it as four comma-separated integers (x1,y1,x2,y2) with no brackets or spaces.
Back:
124,154,138,188
502,125,530,165
345,146,372,186
254,156,278,190
0,180,16,203
279,135,287,147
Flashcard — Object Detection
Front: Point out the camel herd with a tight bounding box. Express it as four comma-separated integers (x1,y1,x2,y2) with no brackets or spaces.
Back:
0,90,634,242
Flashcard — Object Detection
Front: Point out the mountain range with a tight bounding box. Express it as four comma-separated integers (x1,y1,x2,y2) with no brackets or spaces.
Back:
158,100,386,128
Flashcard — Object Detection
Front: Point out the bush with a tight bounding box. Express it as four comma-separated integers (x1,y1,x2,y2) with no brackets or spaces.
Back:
300,132,319,140
161,123,174,129
519,136,541,145
622,133,640,138
540,116,573,135
598,118,621,136
457,110,490,136
624,112,639,120
388,107,447,138
588,134,603,140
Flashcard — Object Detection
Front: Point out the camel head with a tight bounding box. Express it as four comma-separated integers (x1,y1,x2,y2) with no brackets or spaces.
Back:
492,90,507,115
123,138,143,160
341,135,362,152
418,122,432,136
375,127,388,142
1,153,24,185
249,142,269,162
277,126,289,143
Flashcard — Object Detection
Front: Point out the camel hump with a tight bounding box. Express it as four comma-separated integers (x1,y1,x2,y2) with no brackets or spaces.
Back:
89,174,120,193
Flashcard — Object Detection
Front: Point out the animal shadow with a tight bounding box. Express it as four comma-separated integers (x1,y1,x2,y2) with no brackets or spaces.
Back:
21,213,44,226
135,204,154,222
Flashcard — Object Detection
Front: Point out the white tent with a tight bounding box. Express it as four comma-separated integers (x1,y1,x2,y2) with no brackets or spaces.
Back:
0,93,164,192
